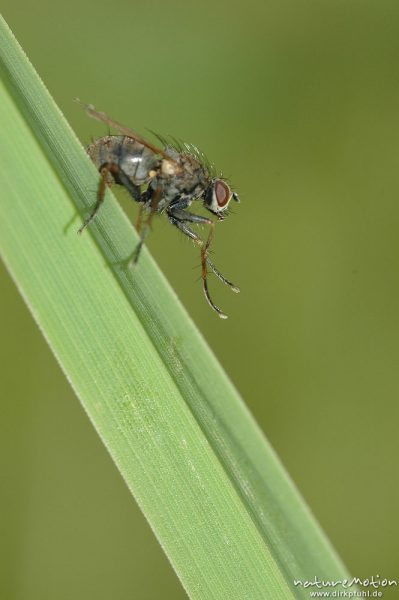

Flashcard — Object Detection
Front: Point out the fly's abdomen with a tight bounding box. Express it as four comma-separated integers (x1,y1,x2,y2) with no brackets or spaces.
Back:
119,137,159,184
87,135,159,186
87,135,124,170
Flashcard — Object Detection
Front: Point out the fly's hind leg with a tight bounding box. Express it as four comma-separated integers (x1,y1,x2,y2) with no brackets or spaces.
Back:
167,206,239,318
78,163,142,234
78,163,111,234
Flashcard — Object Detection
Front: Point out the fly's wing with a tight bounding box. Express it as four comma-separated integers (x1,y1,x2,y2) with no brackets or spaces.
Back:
75,99,177,163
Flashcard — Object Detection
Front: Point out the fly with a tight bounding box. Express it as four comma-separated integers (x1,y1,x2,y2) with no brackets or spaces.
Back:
76,100,240,319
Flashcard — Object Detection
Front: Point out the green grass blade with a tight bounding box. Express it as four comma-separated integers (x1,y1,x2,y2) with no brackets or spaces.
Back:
0,15,351,599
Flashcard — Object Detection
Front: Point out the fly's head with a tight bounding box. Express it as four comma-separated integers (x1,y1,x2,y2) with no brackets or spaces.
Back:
203,178,240,220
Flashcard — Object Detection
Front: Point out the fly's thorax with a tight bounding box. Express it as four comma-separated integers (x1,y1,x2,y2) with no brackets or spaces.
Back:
161,159,177,177
176,154,209,190
160,168,210,207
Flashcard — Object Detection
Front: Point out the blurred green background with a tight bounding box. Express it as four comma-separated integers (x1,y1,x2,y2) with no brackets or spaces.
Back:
1,1,399,598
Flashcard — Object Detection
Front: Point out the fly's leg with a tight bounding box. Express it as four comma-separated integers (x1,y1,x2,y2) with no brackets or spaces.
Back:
78,162,142,234
135,204,145,234
134,186,154,236
167,206,238,318
200,225,240,291
206,256,240,293
169,216,227,318
131,184,162,265
78,163,110,234
168,206,239,292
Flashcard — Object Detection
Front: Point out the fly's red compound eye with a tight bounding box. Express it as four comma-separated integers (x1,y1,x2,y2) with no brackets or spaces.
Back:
215,179,231,208
204,179,234,215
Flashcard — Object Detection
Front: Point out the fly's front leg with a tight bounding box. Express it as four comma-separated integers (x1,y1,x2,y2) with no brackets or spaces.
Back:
168,205,239,291
199,221,240,291
206,256,240,293
168,215,226,318
167,205,238,318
